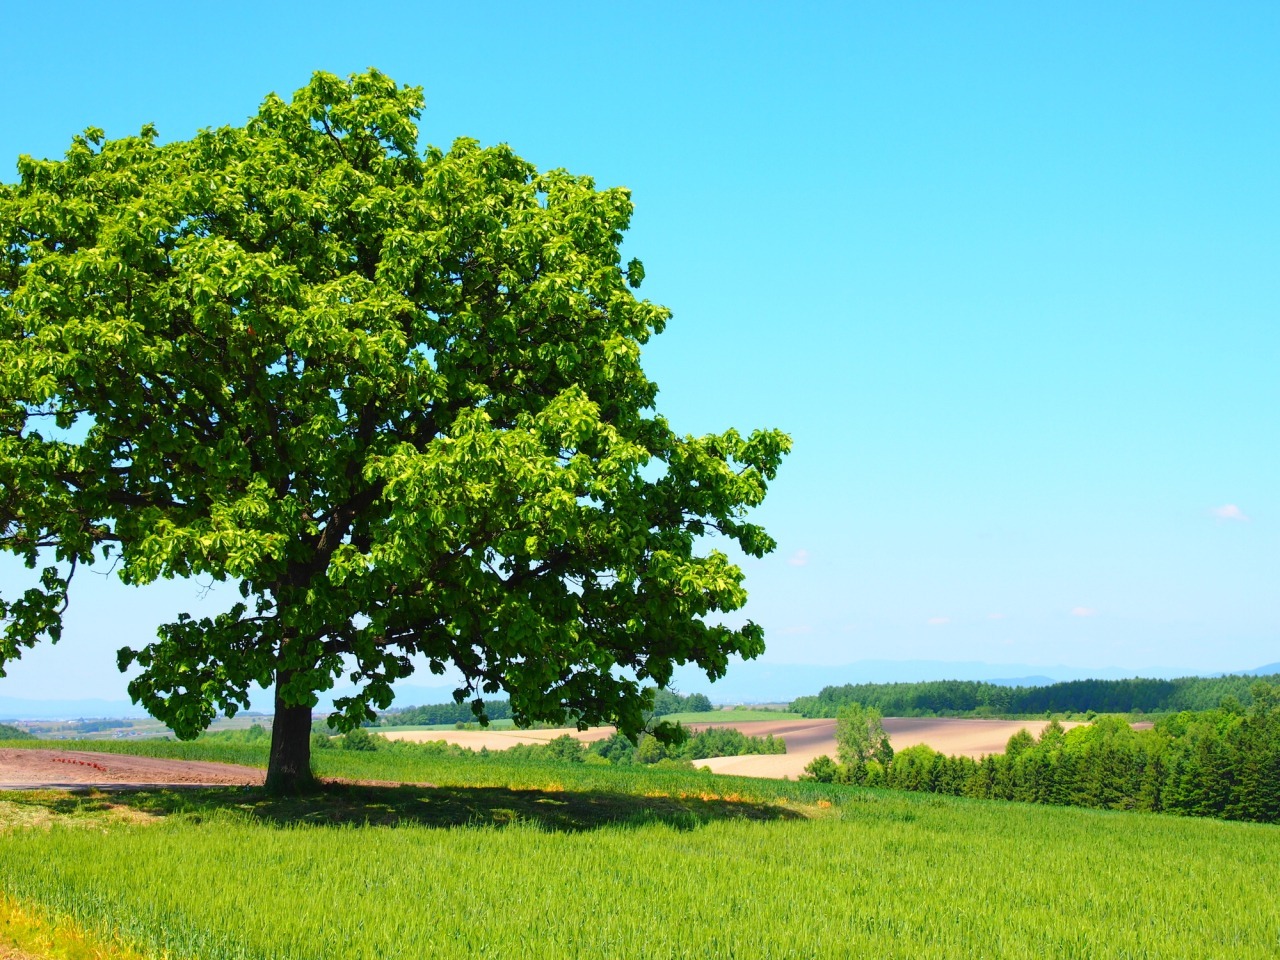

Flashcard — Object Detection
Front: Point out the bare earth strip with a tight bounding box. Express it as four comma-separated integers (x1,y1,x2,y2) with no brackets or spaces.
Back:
380,727,619,749
694,718,1086,779
0,748,263,790
381,717,1088,781
2,718,1113,789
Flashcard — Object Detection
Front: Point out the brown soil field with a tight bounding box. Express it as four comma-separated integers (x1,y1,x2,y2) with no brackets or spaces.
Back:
379,727,619,750
695,718,1087,779
0,748,263,790
3,717,1145,788
383,717,1095,781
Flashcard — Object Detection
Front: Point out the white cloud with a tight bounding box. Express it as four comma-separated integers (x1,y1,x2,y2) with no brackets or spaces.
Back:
926,616,950,626
787,549,809,567
1210,504,1249,522
1071,606,1096,618
987,613,1006,621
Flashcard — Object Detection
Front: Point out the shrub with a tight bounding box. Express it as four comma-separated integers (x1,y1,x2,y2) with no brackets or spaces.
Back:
544,734,587,763
801,755,840,783
341,727,380,751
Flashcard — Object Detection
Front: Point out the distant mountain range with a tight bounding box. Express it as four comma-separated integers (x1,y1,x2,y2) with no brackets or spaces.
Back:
4,661,1277,720
1244,662,1280,676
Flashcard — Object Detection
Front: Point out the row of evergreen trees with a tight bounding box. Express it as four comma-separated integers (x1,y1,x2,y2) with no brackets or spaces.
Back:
791,673,1280,718
805,683,1280,824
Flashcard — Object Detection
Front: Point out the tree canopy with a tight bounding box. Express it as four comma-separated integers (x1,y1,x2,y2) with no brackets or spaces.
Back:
0,69,789,791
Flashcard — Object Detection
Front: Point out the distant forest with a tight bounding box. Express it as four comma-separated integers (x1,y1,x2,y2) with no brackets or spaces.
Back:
376,700,515,727
790,673,1280,718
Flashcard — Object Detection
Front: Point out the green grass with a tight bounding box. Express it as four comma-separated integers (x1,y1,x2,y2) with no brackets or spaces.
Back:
1,892,153,960
1,740,1277,959
0,781,801,833
0,737,835,806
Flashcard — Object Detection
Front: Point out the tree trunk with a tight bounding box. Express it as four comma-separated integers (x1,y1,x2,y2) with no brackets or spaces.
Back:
265,678,317,795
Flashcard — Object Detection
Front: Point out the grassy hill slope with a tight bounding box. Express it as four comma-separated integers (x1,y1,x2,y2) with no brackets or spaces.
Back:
0,740,1276,958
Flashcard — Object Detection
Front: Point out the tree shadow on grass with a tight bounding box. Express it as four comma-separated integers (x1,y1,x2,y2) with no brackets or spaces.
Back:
23,782,806,832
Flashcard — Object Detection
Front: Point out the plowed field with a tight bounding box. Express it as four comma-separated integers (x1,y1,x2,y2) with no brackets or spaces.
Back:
379,727,618,749
380,717,1089,780
693,718,1086,778
0,748,263,790
0,717,1110,787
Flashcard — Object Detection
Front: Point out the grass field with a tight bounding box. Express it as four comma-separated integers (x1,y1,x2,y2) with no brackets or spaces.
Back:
1,740,1278,959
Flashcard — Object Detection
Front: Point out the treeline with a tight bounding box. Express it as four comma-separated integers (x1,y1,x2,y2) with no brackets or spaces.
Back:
806,682,1280,824
649,689,714,716
375,688,713,728
0,722,34,740
314,726,783,768
500,727,784,767
791,673,1280,718
376,701,514,727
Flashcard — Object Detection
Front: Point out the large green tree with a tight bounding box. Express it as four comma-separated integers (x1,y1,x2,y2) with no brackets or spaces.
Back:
0,70,789,792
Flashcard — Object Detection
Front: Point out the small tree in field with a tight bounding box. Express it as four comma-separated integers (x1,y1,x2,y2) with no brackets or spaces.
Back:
836,703,893,781
0,70,789,793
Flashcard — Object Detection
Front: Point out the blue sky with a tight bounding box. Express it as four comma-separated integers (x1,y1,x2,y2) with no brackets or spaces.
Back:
1,2,1276,702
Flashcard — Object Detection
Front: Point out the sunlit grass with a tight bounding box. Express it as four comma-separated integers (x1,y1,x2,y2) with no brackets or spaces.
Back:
2,739,1278,958
2,785,1277,959
0,893,150,960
